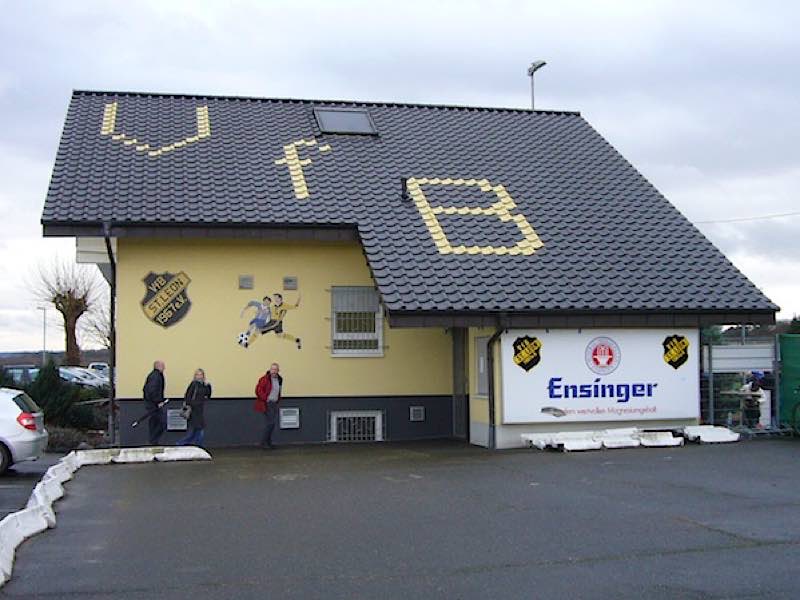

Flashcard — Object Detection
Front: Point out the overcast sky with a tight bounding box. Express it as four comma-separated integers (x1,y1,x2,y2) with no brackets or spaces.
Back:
0,0,797,352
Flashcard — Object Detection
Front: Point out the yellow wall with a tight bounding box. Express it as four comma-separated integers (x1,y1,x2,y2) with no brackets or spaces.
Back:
116,239,453,399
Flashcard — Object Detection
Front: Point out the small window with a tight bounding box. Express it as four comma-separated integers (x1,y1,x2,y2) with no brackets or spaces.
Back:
314,108,377,135
331,287,383,356
475,337,489,396
238,275,254,290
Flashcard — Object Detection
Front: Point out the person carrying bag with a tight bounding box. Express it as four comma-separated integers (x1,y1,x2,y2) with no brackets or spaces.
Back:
177,368,212,447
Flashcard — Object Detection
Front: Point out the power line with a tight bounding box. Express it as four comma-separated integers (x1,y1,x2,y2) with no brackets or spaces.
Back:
695,211,800,225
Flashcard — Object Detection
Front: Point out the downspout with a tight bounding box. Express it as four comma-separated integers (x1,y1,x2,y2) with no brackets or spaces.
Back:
486,325,505,450
103,222,117,446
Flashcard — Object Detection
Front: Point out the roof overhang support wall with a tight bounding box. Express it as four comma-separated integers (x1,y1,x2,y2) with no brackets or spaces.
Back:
386,310,776,328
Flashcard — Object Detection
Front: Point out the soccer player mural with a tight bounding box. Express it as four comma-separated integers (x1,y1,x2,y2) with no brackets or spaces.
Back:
238,292,302,350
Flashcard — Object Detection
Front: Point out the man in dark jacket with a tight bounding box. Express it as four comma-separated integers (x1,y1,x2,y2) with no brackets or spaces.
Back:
143,360,166,445
255,362,282,449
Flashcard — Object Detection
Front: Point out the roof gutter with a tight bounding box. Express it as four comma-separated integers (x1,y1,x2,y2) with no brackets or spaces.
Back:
102,222,117,446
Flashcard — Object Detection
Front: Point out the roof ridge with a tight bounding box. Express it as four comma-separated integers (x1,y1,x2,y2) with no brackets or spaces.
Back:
72,89,581,116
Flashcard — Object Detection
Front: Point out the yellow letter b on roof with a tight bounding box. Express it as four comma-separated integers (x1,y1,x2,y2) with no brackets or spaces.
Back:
407,177,544,256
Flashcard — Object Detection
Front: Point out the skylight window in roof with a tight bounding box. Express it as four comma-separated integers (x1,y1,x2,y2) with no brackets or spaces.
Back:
314,107,377,135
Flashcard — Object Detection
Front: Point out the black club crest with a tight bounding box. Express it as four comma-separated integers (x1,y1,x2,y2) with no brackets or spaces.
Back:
512,336,542,372
662,335,690,370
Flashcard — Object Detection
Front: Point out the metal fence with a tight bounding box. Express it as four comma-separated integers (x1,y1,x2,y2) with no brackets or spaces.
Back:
699,338,795,435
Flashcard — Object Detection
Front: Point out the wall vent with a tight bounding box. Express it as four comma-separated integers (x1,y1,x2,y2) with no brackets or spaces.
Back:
280,407,300,429
329,410,384,442
238,275,254,290
409,406,425,422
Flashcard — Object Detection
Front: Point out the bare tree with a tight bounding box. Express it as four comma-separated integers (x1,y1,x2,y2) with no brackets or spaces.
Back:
81,301,112,350
30,260,105,366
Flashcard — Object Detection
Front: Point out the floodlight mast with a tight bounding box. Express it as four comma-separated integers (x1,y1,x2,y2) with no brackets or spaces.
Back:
527,61,547,110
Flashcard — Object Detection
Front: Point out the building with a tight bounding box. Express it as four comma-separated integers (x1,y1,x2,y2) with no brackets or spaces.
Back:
41,91,777,448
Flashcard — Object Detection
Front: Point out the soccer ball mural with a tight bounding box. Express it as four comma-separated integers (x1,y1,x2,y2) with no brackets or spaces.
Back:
237,331,250,348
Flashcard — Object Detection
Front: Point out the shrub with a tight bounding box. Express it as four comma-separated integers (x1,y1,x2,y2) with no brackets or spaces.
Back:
26,360,103,430
46,426,96,452
0,368,16,388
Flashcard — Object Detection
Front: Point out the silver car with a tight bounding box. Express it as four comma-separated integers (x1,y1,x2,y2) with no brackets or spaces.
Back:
0,388,49,474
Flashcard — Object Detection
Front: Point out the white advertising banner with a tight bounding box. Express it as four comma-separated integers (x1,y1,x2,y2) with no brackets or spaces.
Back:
501,329,699,424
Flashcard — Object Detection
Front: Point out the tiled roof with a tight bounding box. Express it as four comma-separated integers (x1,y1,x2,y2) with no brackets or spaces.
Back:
42,91,777,316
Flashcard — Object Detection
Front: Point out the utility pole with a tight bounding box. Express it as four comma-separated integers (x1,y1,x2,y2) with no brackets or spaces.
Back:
37,306,47,366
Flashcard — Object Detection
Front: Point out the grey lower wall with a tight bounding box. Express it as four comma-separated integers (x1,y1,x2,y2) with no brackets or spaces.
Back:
118,395,453,447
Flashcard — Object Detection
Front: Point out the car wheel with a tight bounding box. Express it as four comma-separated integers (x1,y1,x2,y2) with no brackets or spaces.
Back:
0,445,11,475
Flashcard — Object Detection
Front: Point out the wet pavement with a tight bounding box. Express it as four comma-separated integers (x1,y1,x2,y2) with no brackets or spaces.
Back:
2,440,800,599
0,453,60,520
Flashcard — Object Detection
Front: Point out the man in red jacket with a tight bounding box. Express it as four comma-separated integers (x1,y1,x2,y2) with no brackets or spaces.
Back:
255,362,283,449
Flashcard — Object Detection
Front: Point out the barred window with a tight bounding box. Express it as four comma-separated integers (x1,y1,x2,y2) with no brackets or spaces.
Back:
331,287,383,356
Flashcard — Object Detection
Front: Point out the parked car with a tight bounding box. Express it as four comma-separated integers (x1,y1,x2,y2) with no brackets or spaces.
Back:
3,365,40,386
59,367,102,388
70,367,109,387
0,388,48,474
88,362,110,378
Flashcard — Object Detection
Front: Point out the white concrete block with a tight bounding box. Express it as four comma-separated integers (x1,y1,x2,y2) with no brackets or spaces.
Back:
43,463,72,485
683,425,740,443
561,438,604,451
59,451,80,473
600,437,641,449
520,434,553,450
597,428,641,449
639,431,684,447
551,431,604,451
76,448,119,465
154,447,212,462
0,516,20,579
112,448,159,463
12,508,49,539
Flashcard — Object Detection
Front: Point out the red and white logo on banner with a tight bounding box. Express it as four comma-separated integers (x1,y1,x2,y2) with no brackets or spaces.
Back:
585,336,621,375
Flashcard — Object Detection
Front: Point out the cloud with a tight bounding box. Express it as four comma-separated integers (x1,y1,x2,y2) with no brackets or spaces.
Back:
0,0,798,350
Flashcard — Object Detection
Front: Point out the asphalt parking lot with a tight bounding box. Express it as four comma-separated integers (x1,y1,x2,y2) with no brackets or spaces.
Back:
0,454,60,521
2,440,800,599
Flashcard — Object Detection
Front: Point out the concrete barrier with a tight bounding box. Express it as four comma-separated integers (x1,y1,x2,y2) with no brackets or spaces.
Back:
154,447,212,462
521,431,604,451
59,451,80,473
111,448,162,463
598,428,641,449
43,463,72,485
11,508,49,539
0,515,22,582
524,428,689,451
639,431,684,447
76,448,119,466
683,425,740,443
27,478,64,512
521,434,553,450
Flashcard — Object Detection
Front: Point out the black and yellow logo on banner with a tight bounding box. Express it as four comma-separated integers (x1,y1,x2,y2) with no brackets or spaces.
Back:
662,335,690,369
141,271,192,328
513,336,542,372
